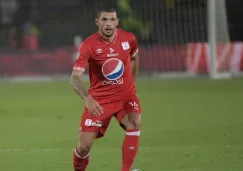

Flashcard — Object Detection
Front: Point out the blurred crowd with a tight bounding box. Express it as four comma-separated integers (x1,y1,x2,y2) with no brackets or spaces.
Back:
0,0,243,51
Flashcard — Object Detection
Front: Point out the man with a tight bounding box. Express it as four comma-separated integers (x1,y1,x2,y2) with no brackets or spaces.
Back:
71,7,142,171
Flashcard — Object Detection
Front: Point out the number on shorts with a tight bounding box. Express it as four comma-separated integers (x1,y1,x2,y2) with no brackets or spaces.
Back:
129,101,139,107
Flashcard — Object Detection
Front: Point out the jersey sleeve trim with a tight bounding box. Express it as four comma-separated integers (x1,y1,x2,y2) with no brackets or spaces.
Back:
73,41,91,72
131,49,139,57
73,66,85,72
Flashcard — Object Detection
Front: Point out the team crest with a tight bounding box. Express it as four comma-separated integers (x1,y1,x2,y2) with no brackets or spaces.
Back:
121,41,130,50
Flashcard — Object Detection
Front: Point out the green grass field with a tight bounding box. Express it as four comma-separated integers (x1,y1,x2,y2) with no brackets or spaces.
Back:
1,78,243,171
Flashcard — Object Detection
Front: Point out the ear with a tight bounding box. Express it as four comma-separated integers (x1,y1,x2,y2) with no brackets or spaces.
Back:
95,18,99,26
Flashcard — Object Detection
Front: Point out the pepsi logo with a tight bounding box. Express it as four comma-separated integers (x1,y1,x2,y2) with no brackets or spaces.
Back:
102,58,124,80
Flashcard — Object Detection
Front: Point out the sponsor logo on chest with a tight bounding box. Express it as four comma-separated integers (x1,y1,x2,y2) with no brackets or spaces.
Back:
107,47,118,57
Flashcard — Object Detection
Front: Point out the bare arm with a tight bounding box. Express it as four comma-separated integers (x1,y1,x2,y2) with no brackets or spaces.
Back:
131,53,139,81
71,70,89,100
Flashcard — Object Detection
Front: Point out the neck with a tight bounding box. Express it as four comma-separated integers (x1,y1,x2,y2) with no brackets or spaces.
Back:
98,29,117,43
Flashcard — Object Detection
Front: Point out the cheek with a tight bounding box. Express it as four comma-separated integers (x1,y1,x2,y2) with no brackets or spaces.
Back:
113,22,118,27
98,23,105,29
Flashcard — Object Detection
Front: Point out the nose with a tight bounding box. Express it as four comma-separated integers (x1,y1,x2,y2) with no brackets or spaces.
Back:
106,20,112,27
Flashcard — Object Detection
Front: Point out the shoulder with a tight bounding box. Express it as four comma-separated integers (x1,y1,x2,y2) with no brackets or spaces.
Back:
78,33,99,52
81,33,99,46
117,29,136,41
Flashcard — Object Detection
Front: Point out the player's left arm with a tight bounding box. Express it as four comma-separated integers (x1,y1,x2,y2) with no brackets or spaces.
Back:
131,52,139,81
130,33,139,81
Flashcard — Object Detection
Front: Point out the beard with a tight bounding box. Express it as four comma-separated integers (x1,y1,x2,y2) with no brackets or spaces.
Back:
102,28,114,38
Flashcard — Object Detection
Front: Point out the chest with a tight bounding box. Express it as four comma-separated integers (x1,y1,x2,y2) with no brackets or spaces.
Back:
89,41,131,66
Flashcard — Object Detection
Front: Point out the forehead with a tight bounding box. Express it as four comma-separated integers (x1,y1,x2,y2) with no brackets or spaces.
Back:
98,12,117,19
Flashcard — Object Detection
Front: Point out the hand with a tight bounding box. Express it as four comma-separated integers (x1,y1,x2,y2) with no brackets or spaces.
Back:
84,95,103,117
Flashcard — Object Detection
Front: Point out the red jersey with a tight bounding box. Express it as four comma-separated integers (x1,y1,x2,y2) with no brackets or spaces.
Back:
73,29,139,104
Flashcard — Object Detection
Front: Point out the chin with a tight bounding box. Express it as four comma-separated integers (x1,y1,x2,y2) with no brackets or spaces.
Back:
104,33,113,38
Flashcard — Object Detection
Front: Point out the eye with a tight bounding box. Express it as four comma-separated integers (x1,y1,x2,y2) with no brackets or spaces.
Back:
111,18,116,21
101,18,108,21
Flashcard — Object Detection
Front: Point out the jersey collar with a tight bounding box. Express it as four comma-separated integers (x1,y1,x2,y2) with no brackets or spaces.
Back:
97,29,117,44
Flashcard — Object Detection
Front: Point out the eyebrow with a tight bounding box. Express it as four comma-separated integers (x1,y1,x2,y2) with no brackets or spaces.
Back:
101,17,117,19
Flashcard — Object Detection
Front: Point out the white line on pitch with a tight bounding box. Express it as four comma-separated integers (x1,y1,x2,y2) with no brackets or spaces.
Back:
0,148,62,152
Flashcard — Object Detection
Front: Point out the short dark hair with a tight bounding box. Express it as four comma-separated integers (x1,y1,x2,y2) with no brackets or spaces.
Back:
96,7,117,18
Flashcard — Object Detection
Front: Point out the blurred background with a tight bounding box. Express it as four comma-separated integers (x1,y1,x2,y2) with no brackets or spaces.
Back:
0,0,243,79
1,1,243,171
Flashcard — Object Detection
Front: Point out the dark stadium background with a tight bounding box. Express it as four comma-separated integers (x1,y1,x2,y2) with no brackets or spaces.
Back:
0,1,243,171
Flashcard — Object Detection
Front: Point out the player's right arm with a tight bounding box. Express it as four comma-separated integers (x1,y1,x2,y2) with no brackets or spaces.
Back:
71,42,90,99
71,42,103,116
71,70,89,99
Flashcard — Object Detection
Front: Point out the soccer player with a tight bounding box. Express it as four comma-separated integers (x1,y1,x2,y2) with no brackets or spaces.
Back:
71,7,142,171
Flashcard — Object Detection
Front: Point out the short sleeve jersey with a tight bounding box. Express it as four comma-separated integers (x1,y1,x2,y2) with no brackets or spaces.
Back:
73,29,139,104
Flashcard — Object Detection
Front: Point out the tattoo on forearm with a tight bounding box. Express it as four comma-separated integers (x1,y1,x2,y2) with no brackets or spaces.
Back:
71,75,89,99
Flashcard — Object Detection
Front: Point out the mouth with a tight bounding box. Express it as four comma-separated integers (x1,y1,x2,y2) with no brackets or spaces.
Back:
105,28,112,32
